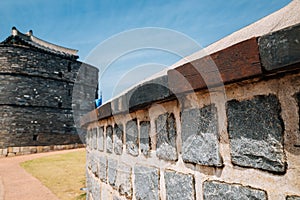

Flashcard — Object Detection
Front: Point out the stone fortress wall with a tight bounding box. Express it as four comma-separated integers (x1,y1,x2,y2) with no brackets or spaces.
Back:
82,2,300,199
0,28,98,156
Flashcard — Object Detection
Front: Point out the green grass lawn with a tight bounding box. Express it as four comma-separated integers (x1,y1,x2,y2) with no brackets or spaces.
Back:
20,149,86,200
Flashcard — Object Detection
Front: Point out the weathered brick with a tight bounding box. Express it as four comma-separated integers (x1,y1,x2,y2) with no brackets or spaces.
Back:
165,171,195,200
203,181,267,200
227,94,285,173
108,158,118,187
114,124,123,155
97,126,104,151
106,125,113,153
99,156,107,182
140,121,150,156
168,38,262,94
155,113,177,161
181,105,222,166
134,165,159,200
126,119,139,156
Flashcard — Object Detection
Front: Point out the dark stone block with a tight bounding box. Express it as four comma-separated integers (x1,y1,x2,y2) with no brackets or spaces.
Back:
106,125,113,154
181,104,222,166
227,94,285,173
127,76,173,111
113,124,123,155
126,119,139,156
155,113,177,161
259,23,300,71
203,181,267,200
134,165,159,200
140,121,151,156
165,171,195,200
97,102,112,120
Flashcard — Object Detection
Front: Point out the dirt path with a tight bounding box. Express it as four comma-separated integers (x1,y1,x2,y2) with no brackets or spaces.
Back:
0,148,85,200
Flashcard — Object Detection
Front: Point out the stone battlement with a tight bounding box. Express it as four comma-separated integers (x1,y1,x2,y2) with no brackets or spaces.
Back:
83,2,300,199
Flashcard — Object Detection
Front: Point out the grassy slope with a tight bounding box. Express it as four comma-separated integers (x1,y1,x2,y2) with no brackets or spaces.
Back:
20,149,86,200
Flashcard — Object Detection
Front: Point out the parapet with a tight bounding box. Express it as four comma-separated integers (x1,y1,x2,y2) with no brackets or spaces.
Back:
83,1,300,199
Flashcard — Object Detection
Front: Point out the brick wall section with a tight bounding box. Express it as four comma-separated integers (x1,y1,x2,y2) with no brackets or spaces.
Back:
0,44,98,150
84,24,300,199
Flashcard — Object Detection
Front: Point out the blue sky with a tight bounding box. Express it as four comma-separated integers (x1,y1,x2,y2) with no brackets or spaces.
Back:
0,0,291,101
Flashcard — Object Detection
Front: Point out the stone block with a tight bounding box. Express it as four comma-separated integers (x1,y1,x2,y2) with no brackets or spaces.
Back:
134,165,159,200
165,170,195,200
97,102,112,120
37,146,44,153
297,93,300,132
108,158,118,187
7,147,13,153
114,124,123,155
20,147,30,152
91,158,97,176
2,148,7,156
86,130,92,148
12,147,20,153
99,156,107,182
111,94,128,115
127,75,173,111
181,104,222,166
227,94,286,173
287,196,300,200
155,113,177,161
30,147,37,153
259,23,300,71
92,128,97,150
7,152,15,157
97,126,104,151
43,146,51,152
106,125,113,153
126,119,139,156
90,177,101,200
140,121,150,156
113,196,123,200
101,188,112,200
116,162,132,198
203,181,267,200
